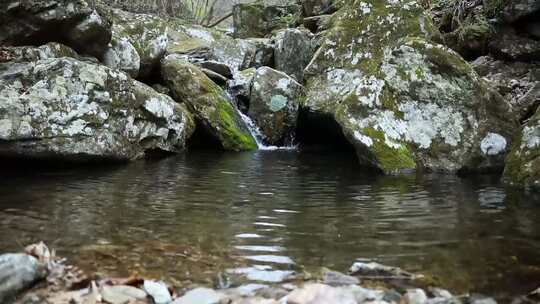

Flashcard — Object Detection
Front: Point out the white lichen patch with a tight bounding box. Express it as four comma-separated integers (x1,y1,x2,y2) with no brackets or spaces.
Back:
0,119,13,139
144,97,174,119
522,125,540,150
480,133,507,155
354,130,373,147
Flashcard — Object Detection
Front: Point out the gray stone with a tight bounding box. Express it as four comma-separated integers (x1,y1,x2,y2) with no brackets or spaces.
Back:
0,0,111,58
197,61,233,79
233,2,301,38
0,57,195,161
248,67,303,146
273,28,314,81
321,269,360,287
103,37,141,78
349,262,415,279
0,254,47,303
0,43,81,63
301,0,335,17
406,289,428,304
143,280,171,304
101,285,147,304
172,288,223,304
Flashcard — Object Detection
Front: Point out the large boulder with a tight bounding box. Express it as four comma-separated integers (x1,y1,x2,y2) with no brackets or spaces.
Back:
504,108,540,191
273,28,314,81
248,67,303,145
161,55,257,151
0,57,195,161
0,254,47,303
0,43,82,63
98,6,169,78
303,0,516,174
0,0,111,58
233,2,301,38
103,37,141,78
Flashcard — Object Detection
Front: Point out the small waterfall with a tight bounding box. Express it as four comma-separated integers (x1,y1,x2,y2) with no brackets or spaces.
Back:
225,91,296,151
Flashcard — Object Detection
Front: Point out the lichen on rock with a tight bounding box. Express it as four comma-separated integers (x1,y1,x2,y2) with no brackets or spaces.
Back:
303,0,516,174
0,57,194,161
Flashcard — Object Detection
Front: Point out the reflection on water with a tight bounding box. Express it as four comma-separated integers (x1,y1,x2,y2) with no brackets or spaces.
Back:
0,151,540,299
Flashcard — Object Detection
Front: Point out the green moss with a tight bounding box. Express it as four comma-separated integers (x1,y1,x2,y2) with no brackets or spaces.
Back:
215,101,257,151
363,127,417,174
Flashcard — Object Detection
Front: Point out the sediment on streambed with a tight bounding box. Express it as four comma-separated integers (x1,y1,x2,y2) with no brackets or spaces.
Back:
3,242,534,304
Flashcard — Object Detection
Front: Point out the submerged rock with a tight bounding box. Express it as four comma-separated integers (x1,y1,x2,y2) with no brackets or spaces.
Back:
0,254,47,303
233,2,301,38
0,57,195,161
302,0,516,174
161,55,257,151
248,67,303,146
503,107,540,191
0,0,111,58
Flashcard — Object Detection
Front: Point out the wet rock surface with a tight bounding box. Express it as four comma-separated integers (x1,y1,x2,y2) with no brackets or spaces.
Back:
0,254,47,303
248,67,303,146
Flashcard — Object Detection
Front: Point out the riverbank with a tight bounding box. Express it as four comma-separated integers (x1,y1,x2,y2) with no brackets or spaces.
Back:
6,242,536,304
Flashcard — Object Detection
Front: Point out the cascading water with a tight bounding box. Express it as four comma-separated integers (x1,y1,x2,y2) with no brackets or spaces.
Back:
225,91,297,151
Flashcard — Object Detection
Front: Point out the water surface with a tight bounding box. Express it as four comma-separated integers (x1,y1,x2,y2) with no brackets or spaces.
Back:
1,151,539,299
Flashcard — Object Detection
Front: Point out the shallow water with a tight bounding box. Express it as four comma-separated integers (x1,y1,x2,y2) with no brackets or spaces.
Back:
1,151,540,299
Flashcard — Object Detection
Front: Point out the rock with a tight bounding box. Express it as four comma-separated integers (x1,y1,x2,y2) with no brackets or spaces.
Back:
488,27,540,62
103,37,141,78
430,288,453,299
471,56,540,121
321,269,360,287
197,61,233,79
201,68,229,85
301,0,335,17
285,283,384,304
0,0,111,58
248,67,303,146
101,285,147,304
98,6,169,78
349,262,415,279
469,296,497,304
0,57,195,161
503,107,540,191
303,0,515,174
0,254,47,303
303,14,333,33
172,288,223,304
161,55,257,151
272,28,314,81
143,280,171,304
406,289,428,304
233,2,301,38
238,39,275,71
0,43,81,63
502,0,540,23
229,68,257,113
285,283,357,304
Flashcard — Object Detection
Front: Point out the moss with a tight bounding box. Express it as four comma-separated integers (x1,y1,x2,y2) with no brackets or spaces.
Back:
363,127,417,174
215,101,257,151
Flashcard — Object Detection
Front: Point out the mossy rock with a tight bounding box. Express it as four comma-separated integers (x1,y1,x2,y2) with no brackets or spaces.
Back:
161,55,257,151
303,0,516,174
503,108,540,191
233,2,301,38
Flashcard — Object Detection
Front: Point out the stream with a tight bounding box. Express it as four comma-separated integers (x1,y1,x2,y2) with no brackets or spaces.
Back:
0,150,539,300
